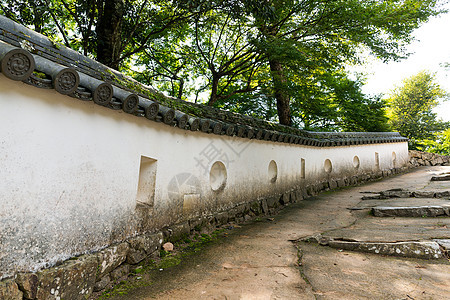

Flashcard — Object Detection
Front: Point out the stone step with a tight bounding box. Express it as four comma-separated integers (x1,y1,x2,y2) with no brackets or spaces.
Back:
431,174,450,181
372,205,450,217
327,240,444,259
361,189,450,200
303,235,444,259
350,197,450,210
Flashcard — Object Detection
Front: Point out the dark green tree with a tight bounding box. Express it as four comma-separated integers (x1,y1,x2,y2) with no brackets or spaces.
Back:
215,67,390,132
1,0,445,130
246,0,444,125
0,0,217,68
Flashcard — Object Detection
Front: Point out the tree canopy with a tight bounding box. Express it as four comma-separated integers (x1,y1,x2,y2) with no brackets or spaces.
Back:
386,71,449,148
416,128,450,155
1,0,446,130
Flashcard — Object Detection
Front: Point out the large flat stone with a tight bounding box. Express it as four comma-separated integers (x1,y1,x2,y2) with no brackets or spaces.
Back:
372,205,450,217
327,240,443,259
435,191,450,198
360,187,450,200
361,189,412,200
380,189,411,198
96,242,129,279
36,254,98,300
127,232,163,264
303,234,445,259
431,174,450,181
351,197,450,210
413,191,436,198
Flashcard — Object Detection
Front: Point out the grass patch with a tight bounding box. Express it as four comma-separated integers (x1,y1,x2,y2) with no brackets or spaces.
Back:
97,228,227,299
97,279,151,299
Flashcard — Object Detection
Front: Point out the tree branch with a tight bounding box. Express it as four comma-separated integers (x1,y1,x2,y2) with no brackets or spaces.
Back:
43,0,70,47
122,0,148,52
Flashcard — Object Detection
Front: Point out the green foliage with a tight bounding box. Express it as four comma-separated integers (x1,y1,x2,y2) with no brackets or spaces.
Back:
211,0,444,127
215,67,391,131
97,228,227,299
415,129,450,155
243,0,444,125
289,70,390,131
386,71,449,148
1,0,446,129
159,255,182,269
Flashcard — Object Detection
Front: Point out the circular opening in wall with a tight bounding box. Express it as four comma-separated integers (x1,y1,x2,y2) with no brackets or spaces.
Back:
210,161,227,191
268,160,278,183
324,159,332,173
392,151,397,166
353,156,360,169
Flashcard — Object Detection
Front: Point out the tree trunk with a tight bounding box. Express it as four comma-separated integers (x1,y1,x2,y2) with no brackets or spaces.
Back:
31,2,42,33
177,78,184,99
269,59,291,126
208,74,219,106
96,0,124,70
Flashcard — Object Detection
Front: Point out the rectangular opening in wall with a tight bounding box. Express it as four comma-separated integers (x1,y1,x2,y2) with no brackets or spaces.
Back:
375,152,380,169
301,158,306,179
136,156,157,207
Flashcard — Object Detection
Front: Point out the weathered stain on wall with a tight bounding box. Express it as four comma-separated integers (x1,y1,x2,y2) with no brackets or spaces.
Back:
0,76,408,282
0,15,411,298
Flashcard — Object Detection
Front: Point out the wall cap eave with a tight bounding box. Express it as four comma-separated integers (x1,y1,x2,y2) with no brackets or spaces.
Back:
0,15,407,147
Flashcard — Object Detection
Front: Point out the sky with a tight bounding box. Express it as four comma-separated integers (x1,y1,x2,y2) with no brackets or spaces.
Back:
353,2,450,122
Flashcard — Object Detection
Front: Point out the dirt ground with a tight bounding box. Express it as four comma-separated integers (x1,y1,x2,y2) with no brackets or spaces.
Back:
109,166,450,300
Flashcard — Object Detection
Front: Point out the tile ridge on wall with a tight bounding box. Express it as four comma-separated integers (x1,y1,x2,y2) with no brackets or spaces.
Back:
0,15,407,146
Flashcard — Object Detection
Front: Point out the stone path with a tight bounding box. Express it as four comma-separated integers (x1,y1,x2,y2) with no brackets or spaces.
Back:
109,166,450,300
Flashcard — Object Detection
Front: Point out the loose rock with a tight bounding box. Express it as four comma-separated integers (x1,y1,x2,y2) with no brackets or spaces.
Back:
163,242,174,252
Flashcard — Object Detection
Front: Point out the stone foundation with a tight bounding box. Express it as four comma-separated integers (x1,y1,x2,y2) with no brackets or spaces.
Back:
0,167,407,300
409,150,450,167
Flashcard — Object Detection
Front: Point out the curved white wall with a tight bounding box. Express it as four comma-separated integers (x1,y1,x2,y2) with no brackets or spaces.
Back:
0,75,408,279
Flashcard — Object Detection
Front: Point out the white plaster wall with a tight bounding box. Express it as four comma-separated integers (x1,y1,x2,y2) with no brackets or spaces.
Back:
0,75,408,279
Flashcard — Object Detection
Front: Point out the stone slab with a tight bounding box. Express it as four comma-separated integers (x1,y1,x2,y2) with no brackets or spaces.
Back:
434,239,450,251
431,174,450,181
372,205,450,217
352,198,450,210
0,279,23,300
97,243,129,279
327,240,443,259
16,273,38,299
300,242,450,300
36,254,98,300
303,234,444,260
323,217,450,242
